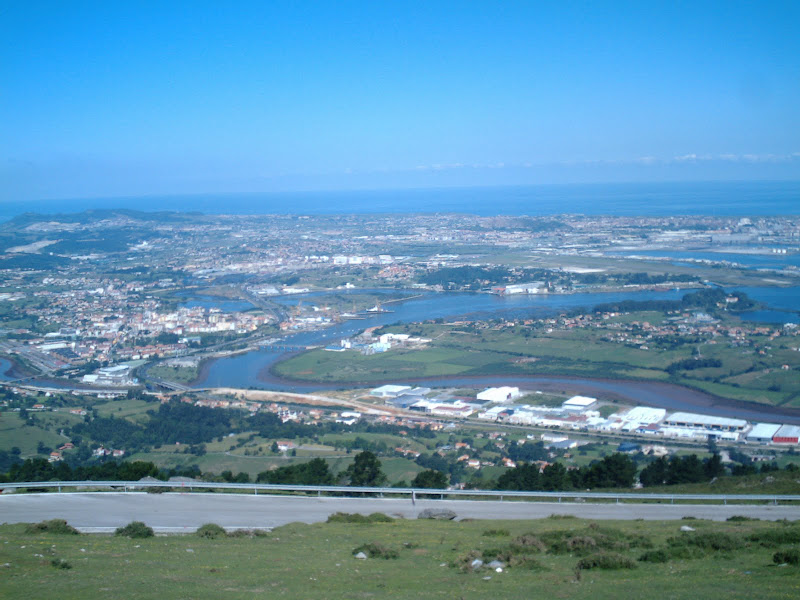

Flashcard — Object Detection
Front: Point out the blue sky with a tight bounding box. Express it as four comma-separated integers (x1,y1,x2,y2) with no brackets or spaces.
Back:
1,1,799,201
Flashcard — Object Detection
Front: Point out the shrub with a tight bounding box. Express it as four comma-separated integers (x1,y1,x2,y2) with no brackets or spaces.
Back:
367,512,394,523
328,512,392,524
227,529,269,538
508,554,545,570
50,558,72,570
25,519,80,535
196,523,226,539
668,532,740,552
115,521,154,538
773,549,800,565
638,549,670,563
749,528,800,546
353,542,398,559
576,552,637,570
511,534,547,553
727,516,759,522
566,536,598,553
483,528,510,537
328,512,371,523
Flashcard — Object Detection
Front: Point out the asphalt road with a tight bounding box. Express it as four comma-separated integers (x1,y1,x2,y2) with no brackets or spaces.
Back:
2,493,799,532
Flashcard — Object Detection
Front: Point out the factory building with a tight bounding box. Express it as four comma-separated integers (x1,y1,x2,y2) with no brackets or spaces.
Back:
773,425,800,445
746,423,782,443
663,412,747,432
562,396,597,411
477,386,521,404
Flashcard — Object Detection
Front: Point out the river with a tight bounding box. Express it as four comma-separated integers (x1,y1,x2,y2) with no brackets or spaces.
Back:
187,286,800,423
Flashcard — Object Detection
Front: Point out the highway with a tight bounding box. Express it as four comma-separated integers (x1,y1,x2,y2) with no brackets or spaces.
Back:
2,492,798,532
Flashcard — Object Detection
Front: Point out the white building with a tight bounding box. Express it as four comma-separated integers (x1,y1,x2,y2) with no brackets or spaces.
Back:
562,396,597,411
746,423,781,443
663,412,747,432
370,384,412,398
477,386,521,403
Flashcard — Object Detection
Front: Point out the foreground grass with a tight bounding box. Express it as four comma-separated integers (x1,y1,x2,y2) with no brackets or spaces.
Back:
2,517,799,599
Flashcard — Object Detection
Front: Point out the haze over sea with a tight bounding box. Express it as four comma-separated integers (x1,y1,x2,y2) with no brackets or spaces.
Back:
1,181,799,222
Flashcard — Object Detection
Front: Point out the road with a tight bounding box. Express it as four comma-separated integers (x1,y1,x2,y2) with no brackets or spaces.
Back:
1,493,798,532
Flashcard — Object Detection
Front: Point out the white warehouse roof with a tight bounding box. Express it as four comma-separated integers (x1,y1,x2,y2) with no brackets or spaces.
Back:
746,423,782,440
622,407,666,424
563,396,597,408
370,384,412,397
774,425,800,440
664,412,747,430
477,387,521,403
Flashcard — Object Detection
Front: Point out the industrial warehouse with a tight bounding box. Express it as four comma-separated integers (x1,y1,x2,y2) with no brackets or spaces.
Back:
370,385,800,447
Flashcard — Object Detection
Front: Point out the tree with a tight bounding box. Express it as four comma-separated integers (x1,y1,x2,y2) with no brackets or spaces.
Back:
582,453,637,489
704,453,725,479
639,456,668,487
343,451,386,487
411,469,448,489
666,455,706,485
540,462,570,491
496,463,541,491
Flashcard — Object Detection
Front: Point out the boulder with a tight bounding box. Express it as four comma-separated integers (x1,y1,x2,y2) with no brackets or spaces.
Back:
418,508,457,520
354,552,367,560
680,525,695,532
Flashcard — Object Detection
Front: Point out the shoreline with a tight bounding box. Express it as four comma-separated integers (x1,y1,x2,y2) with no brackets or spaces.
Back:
250,353,800,423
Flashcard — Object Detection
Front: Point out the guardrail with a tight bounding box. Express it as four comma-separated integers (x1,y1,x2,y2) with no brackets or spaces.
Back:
2,480,799,505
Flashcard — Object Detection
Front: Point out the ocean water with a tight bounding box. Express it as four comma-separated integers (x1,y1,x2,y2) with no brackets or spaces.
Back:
1,181,799,221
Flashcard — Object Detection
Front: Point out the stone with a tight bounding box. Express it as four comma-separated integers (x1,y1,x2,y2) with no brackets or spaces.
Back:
418,508,457,520
354,552,367,560
487,560,505,569
470,559,484,569
680,526,695,532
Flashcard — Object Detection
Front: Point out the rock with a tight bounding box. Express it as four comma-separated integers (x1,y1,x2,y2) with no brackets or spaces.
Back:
495,567,503,573
470,559,484,569
482,576,492,581
680,526,695,532
418,509,457,520
487,560,505,569
354,552,367,560
763,476,776,484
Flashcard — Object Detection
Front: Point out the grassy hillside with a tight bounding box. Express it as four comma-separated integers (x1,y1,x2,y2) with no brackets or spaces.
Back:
2,516,799,599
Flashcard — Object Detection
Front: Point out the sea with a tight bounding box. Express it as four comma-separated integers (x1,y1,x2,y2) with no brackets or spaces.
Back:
1,180,799,221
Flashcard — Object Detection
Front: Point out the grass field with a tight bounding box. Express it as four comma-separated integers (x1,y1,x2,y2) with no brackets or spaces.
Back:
2,516,799,599
0,412,69,455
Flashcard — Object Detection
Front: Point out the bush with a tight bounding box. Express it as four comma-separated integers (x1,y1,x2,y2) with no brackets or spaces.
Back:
482,528,510,537
749,528,800,546
25,519,80,535
773,549,800,565
638,549,670,563
50,558,72,570
327,512,393,524
115,521,154,538
669,531,740,552
511,534,547,553
576,552,637,570
353,542,398,559
196,523,226,539
727,516,759,522
367,512,394,523
227,529,269,538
